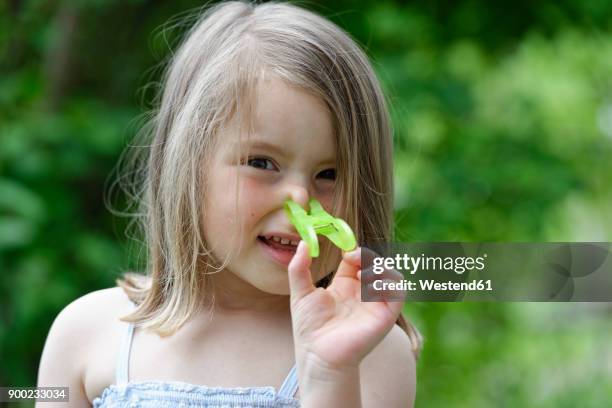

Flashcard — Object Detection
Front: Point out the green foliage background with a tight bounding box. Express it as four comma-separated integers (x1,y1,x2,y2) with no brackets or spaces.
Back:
1,0,611,406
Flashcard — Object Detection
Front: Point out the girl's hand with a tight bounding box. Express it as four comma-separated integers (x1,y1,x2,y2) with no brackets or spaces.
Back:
287,241,405,372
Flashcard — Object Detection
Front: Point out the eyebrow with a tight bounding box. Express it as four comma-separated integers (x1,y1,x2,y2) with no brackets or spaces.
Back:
242,139,336,166
245,140,288,159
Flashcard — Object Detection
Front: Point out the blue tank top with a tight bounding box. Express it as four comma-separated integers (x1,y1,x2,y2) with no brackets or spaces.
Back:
92,307,300,407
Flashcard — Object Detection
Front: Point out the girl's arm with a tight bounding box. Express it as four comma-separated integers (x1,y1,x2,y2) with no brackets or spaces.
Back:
288,243,416,408
359,324,416,407
36,294,98,407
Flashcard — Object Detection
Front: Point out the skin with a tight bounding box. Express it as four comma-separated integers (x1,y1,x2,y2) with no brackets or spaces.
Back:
35,77,415,407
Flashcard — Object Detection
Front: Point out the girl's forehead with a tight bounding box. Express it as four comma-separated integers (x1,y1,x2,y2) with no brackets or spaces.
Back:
256,79,333,137
226,78,337,163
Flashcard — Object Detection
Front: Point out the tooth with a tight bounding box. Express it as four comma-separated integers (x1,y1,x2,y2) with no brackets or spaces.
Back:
290,240,298,246
272,236,281,242
280,238,290,245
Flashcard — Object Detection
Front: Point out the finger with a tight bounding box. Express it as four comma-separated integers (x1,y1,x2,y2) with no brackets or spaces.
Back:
335,246,361,280
364,281,407,306
341,246,361,267
359,246,382,271
358,245,403,286
387,295,406,316
287,240,315,300
363,274,407,304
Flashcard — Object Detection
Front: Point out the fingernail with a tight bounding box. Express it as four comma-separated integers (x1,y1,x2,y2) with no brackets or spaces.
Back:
344,246,360,261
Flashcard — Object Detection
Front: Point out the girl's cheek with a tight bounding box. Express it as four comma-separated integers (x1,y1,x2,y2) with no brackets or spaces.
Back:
238,176,273,214
239,176,266,200
316,190,336,214
314,179,336,205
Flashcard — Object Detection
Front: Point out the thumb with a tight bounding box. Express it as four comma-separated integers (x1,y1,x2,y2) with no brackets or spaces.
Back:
287,240,315,301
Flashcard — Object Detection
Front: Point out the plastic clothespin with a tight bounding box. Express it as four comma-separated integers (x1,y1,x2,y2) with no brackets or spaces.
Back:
284,199,357,258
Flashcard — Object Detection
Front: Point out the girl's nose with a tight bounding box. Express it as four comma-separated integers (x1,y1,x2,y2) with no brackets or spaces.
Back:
284,181,310,209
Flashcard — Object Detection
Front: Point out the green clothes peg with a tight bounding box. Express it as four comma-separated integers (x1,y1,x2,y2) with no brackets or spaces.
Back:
284,199,357,258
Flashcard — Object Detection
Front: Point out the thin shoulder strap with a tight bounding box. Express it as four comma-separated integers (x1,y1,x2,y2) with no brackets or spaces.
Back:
115,301,137,386
278,363,299,399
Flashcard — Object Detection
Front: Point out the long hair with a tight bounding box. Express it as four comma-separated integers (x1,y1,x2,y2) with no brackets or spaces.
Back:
112,1,422,359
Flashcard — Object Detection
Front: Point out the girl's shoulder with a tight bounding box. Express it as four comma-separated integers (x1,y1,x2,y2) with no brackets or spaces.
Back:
58,286,135,335
45,286,134,347
50,286,136,366
39,286,136,405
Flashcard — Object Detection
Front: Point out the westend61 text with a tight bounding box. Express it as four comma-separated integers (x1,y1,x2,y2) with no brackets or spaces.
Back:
374,279,493,292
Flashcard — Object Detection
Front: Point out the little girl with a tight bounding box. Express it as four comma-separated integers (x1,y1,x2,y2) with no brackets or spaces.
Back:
37,1,421,407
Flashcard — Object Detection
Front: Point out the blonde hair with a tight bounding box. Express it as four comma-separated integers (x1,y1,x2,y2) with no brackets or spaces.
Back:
112,0,422,358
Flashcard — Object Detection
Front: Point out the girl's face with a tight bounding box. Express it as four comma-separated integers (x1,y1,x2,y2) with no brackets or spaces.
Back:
203,78,341,296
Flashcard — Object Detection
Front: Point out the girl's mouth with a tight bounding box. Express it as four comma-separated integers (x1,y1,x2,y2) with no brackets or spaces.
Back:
257,236,298,266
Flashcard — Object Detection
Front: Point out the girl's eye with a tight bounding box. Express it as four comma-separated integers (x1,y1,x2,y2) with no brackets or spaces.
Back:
318,168,336,180
247,157,277,171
